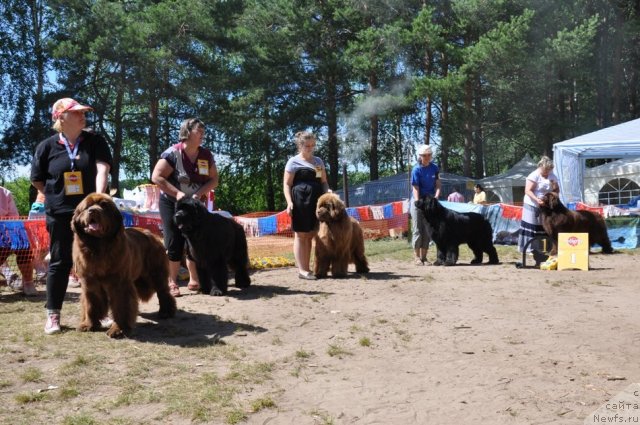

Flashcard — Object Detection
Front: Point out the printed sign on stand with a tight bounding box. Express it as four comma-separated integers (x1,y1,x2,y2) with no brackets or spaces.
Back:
557,232,589,271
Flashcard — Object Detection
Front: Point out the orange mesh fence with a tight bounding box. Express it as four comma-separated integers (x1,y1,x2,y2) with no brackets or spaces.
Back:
234,201,410,242
0,217,44,287
1,201,410,286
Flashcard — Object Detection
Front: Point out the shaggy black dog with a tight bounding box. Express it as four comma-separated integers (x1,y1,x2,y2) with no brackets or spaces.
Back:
174,197,251,295
539,192,613,255
415,194,499,266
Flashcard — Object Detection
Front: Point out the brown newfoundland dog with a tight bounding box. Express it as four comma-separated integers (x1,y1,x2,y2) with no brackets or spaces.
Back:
72,193,176,338
539,192,613,255
314,193,369,278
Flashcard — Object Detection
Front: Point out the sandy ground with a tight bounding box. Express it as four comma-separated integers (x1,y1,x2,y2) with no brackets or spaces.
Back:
128,251,640,424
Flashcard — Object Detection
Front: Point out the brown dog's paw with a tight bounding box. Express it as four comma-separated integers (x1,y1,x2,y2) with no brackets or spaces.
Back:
77,321,101,332
77,322,92,332
106,324,127,339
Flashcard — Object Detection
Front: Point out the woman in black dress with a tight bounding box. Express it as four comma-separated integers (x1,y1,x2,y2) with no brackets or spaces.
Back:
283,131,329,280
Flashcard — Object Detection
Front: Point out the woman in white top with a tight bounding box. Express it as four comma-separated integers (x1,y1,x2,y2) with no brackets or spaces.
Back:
283,131,329,280
518,156,559,253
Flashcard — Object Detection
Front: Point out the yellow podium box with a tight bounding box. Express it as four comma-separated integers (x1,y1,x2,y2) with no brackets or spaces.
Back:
557,233,589,271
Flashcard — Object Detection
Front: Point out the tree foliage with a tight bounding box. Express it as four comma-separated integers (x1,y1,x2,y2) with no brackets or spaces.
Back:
1,0,639,211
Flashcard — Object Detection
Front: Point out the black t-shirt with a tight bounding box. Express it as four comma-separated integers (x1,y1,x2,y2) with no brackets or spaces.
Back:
31,131,113,214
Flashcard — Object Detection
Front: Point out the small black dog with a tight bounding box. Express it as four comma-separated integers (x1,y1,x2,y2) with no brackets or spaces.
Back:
174,197,251,295
415,194,499,266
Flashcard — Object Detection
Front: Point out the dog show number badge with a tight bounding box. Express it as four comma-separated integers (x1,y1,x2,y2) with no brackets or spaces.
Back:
63,171,84,195
197,159,209,176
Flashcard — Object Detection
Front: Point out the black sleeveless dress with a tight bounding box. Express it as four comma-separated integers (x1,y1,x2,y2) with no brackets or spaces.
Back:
291,168,323,232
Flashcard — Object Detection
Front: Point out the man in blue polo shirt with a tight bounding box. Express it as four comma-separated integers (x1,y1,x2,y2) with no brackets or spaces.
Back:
410,144,441,265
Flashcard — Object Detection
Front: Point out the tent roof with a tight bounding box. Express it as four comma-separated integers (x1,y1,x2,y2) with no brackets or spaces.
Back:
553,118,640,158
479,153,536,186
553,118,640,203
584,157,640,177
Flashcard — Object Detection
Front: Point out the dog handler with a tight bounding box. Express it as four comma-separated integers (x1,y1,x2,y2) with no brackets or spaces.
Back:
517,155,559,253
283,131,329,280
31,98,112,335
410,144,441,266
152,118,218,297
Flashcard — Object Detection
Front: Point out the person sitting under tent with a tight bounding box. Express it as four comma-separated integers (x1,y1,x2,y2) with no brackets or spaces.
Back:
447,187,465,203
472,184,486,204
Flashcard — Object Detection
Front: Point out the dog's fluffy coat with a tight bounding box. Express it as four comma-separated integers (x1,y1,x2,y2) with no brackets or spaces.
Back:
314,193,369,278
173,197,251,295
415,194,499,266
539,192,613,255
72,193,176,338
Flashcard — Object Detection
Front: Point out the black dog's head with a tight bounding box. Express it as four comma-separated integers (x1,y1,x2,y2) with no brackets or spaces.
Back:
414,193,444,219
174,197,207,234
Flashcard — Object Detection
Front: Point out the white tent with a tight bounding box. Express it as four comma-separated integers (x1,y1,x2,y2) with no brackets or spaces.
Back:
478,153,537,203
553,118,640,203
583,157,640,205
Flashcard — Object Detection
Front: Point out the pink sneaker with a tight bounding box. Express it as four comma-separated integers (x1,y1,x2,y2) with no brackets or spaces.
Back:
44,313,61,335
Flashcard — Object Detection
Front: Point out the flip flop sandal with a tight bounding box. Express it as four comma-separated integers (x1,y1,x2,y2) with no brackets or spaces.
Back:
187,282,200,291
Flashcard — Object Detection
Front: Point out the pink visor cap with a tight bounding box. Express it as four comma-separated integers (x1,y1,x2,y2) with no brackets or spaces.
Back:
51,98,93,121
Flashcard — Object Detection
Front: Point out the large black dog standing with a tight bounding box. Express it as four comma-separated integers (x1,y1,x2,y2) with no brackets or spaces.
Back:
415,194,499,266
174,197,251,295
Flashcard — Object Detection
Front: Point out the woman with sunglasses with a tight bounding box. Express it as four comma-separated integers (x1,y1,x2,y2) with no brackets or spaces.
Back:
152,118,218,297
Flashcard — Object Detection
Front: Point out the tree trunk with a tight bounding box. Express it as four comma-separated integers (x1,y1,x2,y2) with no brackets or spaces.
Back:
263,132,275,211
439,53,449,172
473,76,484,178
394,116,404,173
610,10,623,124
30,0,47,144
110,63,126,195
369,72,379,181
148,95,160,179
594,23,608,127
462,78,473,177
423,52,434,149
557,75,566,143
29,0,48,204
325,76,339,189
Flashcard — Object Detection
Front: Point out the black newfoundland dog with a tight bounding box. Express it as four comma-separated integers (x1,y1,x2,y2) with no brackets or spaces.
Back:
174,197,251,295
415,194,499,266
539,192,613,255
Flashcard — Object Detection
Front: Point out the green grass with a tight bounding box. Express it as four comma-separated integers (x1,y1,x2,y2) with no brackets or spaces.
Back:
0,294,278,425
250,396,276,412
364,237,525,264
295,349,312,359
327,344,352,358
20,367,42,383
